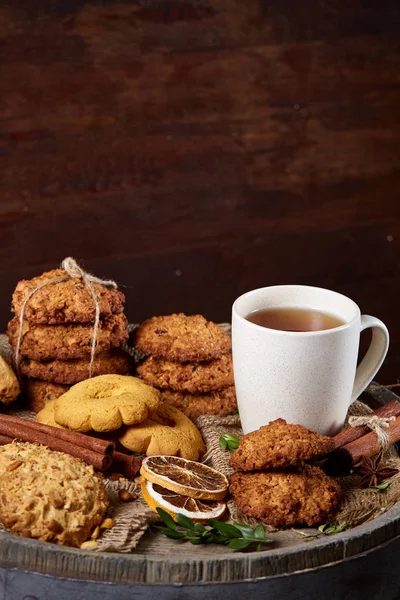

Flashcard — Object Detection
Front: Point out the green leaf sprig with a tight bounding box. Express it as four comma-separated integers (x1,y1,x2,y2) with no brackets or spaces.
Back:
370,481,391,491
219,433,240,451
297,522,347,539
155,508,271,551
318,523,347,535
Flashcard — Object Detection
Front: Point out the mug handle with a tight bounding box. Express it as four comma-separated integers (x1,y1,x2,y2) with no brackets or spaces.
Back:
350,315,390,403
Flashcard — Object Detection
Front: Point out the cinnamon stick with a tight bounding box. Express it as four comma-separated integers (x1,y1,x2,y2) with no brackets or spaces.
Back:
342,415,400,463
0,417,112,471
332,399,400,449
111,451,141,479
0,416,140,477
326,415,400,474
0,414,114,456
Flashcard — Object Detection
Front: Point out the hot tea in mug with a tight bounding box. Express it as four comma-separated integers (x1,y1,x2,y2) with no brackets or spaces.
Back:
232,285,389,435
245,307,345,332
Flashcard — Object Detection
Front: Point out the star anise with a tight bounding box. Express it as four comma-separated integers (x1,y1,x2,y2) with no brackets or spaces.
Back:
353,451,399,488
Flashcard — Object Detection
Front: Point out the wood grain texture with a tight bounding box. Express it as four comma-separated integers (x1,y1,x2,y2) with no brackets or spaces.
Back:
1,0,400,382
0,492,398,584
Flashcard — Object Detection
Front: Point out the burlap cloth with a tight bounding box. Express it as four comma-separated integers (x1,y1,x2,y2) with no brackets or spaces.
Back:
1,328,400,553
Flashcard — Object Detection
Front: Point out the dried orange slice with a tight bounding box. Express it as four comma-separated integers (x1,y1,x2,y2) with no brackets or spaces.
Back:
140,478,226,522
140,455,229,500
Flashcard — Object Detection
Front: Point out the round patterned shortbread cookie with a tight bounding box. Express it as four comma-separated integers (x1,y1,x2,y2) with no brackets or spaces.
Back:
53,374,160,432
36,399,65,428
119,404,206,460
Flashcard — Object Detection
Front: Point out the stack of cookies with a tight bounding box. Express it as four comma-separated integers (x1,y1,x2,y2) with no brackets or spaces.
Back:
229,419,343,527
7,269,131,411
134,313,237,421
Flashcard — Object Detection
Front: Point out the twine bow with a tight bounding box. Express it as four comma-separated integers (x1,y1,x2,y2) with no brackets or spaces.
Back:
15,257,117,378
348,414,396,449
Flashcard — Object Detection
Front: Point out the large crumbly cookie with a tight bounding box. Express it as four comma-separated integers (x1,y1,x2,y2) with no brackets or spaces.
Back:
24,379,70,412
136,353,234,393
119,404,206,460
160,386,237,421
20,349,132,385
230,418,335,472
229,466,343,527
53,374,160,432
0,441,108,546
133,314,231,362
12,269,125,324
7,313,128,361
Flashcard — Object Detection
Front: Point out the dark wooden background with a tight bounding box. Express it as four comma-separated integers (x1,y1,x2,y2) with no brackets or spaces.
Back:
1,0,400,382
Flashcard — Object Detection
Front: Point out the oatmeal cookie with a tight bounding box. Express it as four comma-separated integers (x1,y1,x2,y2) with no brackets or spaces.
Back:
7,313,128,361
161,386,237,421
119,403,206,460
0,441,108,546
133,314,231,362
136,354,233,393
12,269,125,324
24,379,70,412
53,374,160,432
230,418,334,471
20,349,132,385
229,465,342,527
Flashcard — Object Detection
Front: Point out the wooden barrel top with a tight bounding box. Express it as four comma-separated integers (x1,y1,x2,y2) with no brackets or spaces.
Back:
0,499,398,585
0,384,398,585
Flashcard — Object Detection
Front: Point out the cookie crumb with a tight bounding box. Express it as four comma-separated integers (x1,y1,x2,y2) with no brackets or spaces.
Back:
119,489,137,502
80,540,99,550
91,526,101,540
100,518,115,529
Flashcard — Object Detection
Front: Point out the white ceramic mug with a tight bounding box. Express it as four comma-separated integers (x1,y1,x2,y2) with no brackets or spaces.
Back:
232,285,389,435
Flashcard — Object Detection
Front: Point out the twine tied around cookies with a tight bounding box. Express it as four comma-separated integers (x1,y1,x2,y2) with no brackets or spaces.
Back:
14,257,117,378
349,414,396,449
